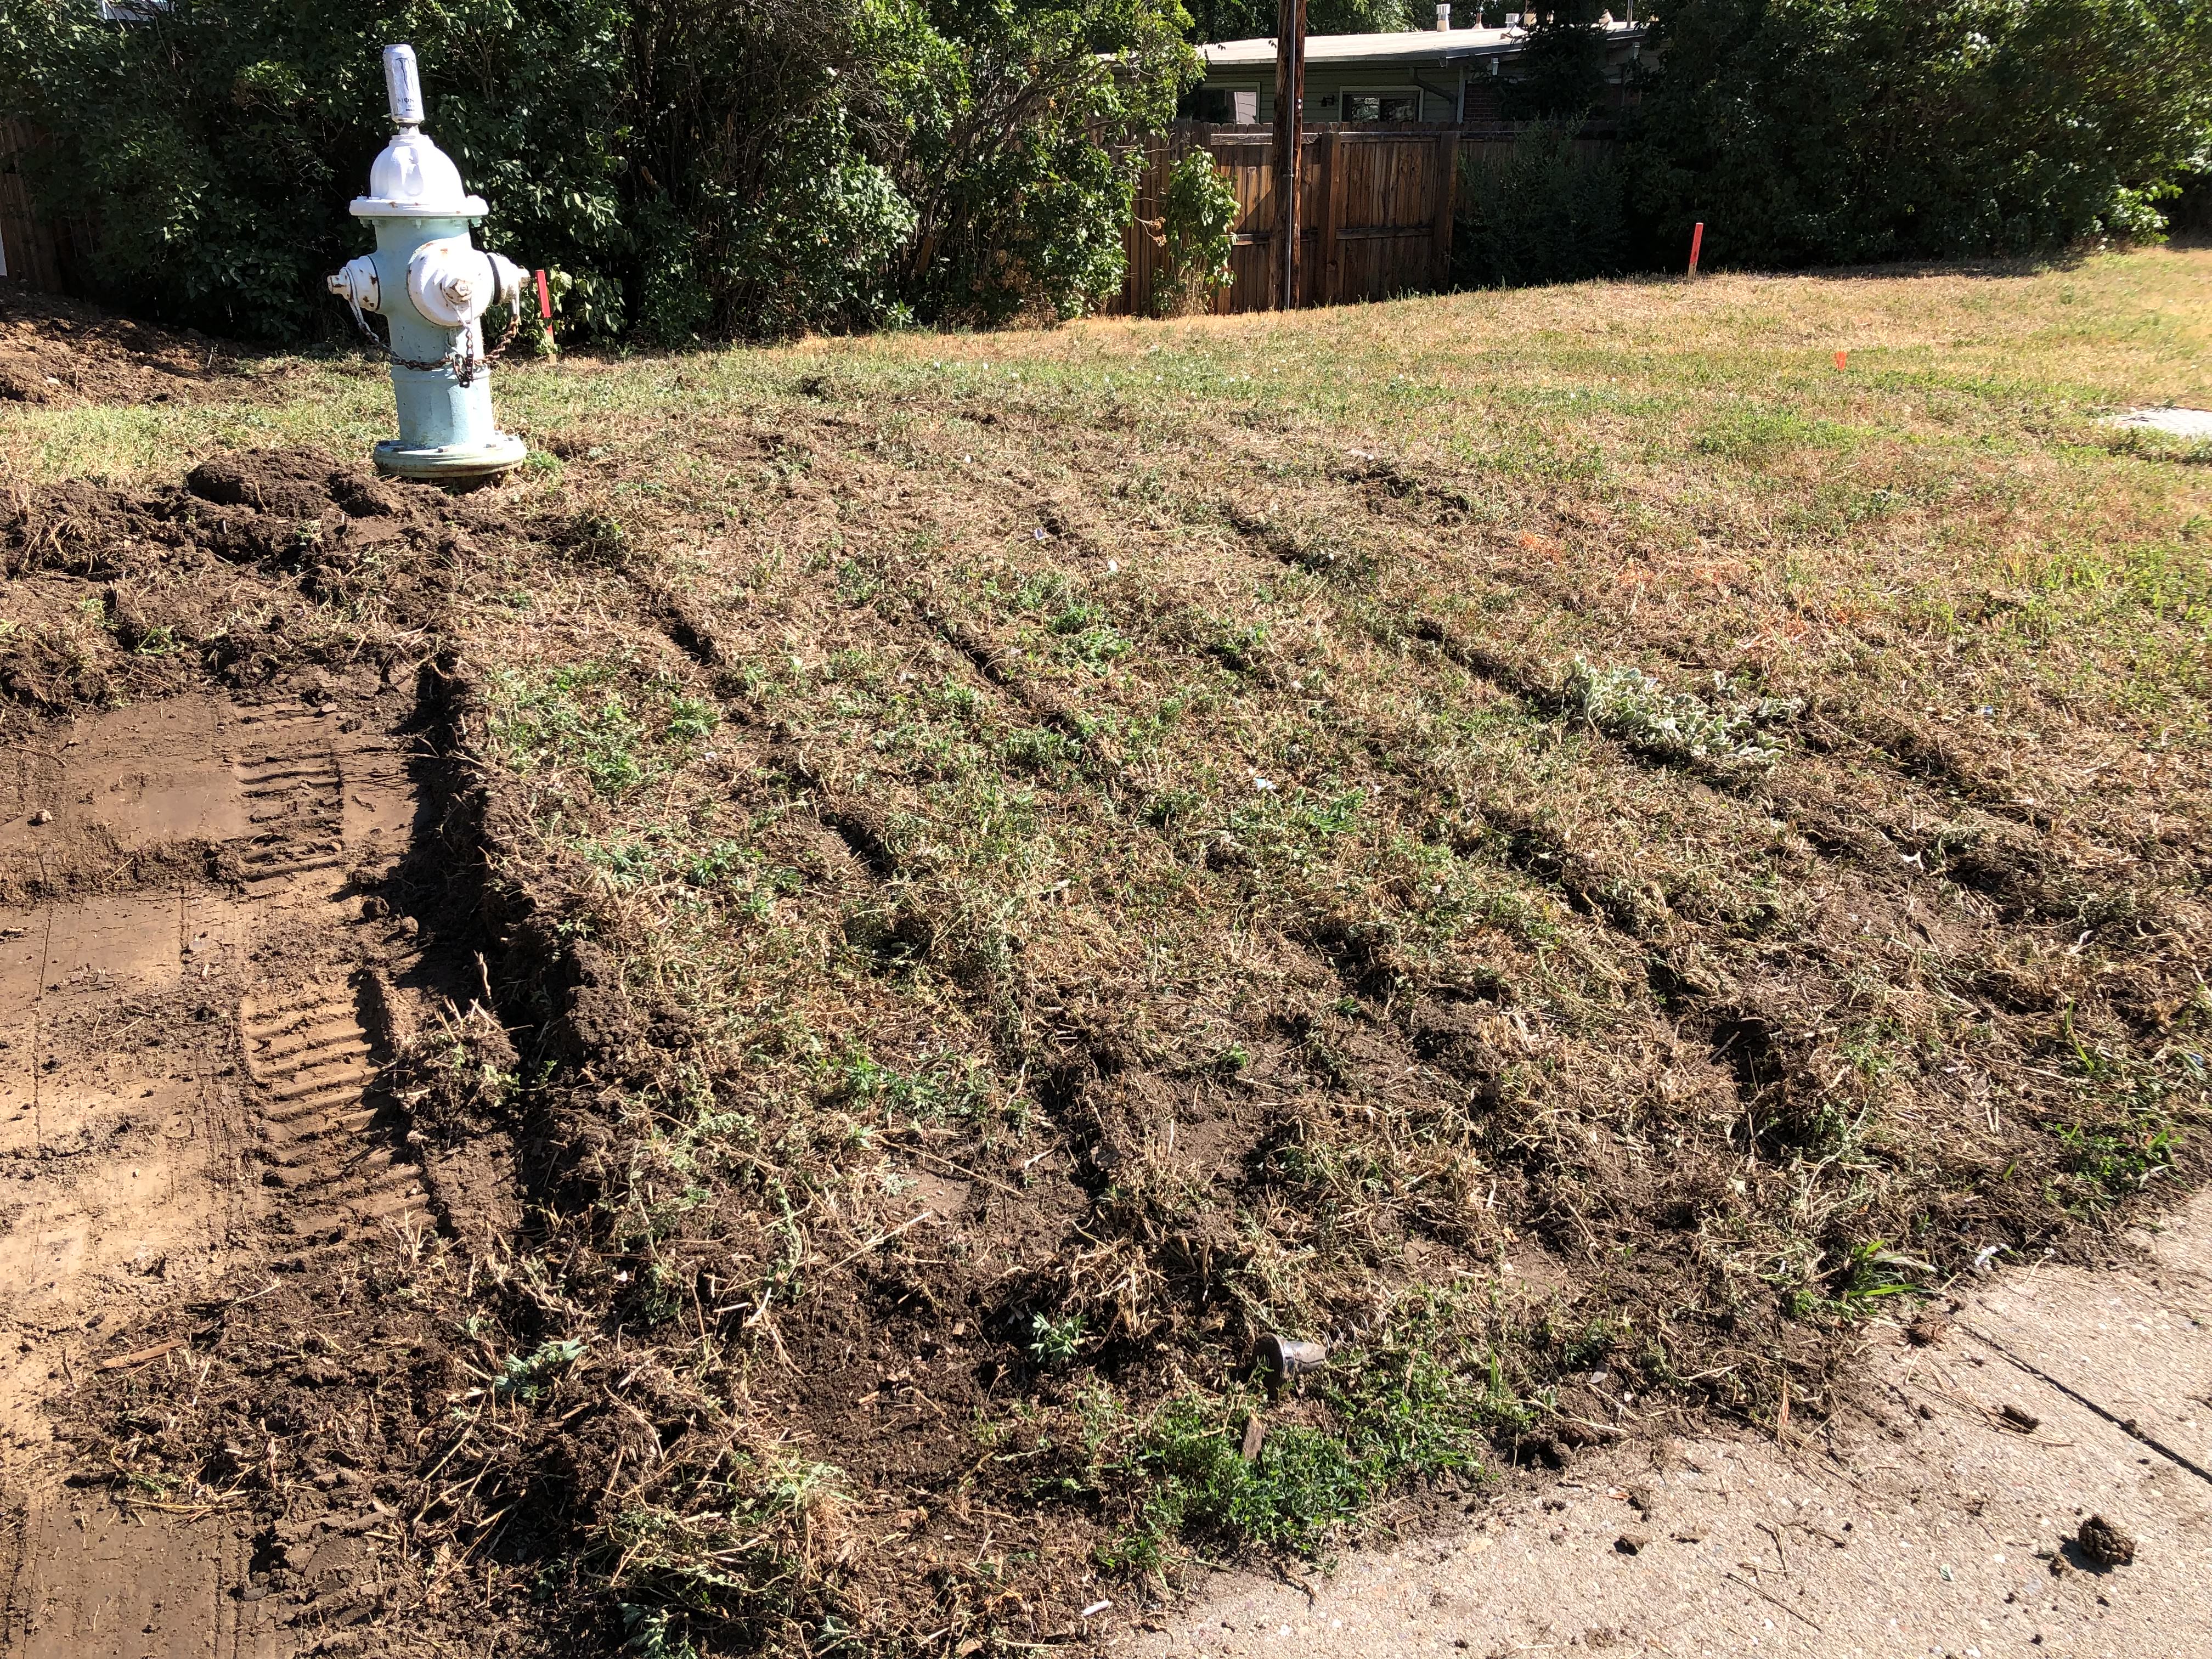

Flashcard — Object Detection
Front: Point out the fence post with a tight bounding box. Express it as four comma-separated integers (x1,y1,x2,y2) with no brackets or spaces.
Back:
1318,131,1341,307
1431,129,1458,291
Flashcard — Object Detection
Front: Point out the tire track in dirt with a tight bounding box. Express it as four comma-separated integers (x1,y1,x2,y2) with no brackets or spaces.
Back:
1401,610,2117,939
1237,462,2124,868
241,984,426,1251
0,682,440,1659
1139,490,2193,1295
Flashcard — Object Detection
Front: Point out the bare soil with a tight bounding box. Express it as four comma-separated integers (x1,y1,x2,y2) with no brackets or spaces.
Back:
0,288,251,408
2,420,2205,1657
0,450,551,1656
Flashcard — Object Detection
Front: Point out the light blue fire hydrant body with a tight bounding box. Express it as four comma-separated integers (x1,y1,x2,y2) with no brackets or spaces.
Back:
327,46,528,483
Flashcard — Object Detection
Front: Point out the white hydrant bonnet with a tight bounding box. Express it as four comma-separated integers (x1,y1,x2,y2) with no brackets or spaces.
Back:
351,46,486,219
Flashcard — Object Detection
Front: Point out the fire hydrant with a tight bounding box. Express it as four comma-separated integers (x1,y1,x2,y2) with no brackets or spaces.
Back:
326,45,528,482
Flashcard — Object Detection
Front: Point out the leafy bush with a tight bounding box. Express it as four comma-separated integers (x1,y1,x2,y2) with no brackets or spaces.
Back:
885,0,1197,326
0,0,629,342
1632,0,2212,268
0,0,1197,342
1152,149,1239,315
1454,123,1629,287
614,0,916,343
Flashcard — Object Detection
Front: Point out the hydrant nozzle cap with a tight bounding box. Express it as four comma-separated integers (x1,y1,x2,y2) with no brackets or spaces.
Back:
383,44,425,127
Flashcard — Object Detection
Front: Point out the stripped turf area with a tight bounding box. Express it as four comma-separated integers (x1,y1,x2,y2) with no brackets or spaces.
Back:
3,250,2209,1654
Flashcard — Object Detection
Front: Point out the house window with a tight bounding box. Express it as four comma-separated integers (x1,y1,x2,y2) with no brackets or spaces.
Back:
1342,89,1419,122
1182,86,1260,123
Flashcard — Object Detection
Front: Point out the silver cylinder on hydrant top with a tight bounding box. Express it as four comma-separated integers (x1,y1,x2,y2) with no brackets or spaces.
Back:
326,45,529,483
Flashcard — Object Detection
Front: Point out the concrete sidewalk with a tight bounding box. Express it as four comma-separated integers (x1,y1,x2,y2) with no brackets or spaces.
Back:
1111,1192,2212,1658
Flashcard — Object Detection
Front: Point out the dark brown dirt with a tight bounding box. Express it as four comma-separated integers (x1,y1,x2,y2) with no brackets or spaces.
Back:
3,388,2209,1659
307,390,2202,1654
0,287,251,407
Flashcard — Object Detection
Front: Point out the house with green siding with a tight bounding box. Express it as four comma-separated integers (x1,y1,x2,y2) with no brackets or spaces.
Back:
1183,13,1647,128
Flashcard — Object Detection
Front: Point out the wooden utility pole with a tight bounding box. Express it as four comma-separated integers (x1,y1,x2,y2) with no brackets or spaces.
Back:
1272,0,1306,311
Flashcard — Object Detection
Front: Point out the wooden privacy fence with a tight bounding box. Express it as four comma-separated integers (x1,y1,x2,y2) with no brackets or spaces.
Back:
1115,122,1608,317
1119,123,1459,316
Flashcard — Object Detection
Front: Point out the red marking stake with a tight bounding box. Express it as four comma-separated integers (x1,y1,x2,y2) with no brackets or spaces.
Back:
1688,222,1705,277
1835,349,1848,370
534,268,551,320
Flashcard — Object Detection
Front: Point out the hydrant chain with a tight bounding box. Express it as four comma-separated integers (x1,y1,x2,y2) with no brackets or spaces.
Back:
344,294,520,388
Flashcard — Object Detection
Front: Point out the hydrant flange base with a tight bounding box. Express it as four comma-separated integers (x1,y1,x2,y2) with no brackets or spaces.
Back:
373,431,528,483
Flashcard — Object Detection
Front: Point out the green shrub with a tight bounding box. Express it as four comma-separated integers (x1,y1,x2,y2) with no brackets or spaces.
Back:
1632,0,2212,267
0,1,629,342
1454,123,1629,288
0,0,1196,342
886,0,1197,326
1152,149,1238,316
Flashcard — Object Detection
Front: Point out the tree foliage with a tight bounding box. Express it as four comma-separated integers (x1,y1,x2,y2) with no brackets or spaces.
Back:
1497,16,1612,122
0,0,632,341
1180,0,1421,46
0,0,1197,342
1632,0,2212,269
885,0,1194,325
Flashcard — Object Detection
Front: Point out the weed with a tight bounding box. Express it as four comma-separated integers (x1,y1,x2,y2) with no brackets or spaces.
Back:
487,663,720,800
1224,786,1364,870
1566,659,1802,771
492,1338,586,1401
2051,1118,2180,1208
1105,1306,1490,1571
619,1605,699,1659
1028,1311,1088,1368
565,510,630,566
1695,407,1857,462
1814,1240,1930,1317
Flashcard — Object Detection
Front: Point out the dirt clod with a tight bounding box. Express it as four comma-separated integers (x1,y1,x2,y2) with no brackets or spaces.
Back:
2077,1515,2136,1567
1614,1532,1649,1555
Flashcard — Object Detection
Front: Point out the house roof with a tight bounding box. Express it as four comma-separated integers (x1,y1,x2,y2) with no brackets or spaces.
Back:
1199,22,1643,74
